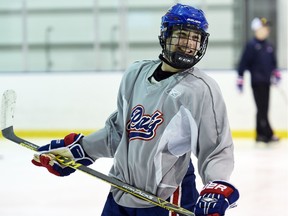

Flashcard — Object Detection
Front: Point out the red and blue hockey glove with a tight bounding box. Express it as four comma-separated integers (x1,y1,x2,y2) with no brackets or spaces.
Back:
194,181,239,216
271,70,281,85
236,76,244,93
32,133,94,176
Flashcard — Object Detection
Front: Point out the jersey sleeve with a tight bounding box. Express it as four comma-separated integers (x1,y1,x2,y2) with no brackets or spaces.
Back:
81,110,123,159
80,73,129,160
196,80,234,184
80,61,143,160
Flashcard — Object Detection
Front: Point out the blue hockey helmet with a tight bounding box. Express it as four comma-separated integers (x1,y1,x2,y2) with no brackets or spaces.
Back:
159,4,210,69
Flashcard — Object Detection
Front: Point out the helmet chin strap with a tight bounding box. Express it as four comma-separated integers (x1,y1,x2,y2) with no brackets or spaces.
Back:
159,52,196,70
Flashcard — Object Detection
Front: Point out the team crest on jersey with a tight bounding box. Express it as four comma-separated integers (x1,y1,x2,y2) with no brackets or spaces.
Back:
126,105,164,141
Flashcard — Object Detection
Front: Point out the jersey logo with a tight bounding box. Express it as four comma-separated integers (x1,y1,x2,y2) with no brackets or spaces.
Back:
126,105,164,141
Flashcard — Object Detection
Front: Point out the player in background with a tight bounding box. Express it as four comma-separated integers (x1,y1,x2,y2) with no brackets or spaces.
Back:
236,17,281,143
32,3,239,216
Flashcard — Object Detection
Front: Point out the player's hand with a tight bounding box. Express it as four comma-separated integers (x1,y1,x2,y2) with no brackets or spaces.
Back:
32,133,94,176
194,181,239,216
271,70,281,86
236,76,244,93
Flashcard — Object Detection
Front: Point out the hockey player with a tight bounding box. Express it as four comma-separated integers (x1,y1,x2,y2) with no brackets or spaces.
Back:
32,3,239,216
237,17,281,143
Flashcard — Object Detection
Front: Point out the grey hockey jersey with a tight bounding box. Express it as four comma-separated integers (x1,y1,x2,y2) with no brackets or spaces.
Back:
81,59,234,208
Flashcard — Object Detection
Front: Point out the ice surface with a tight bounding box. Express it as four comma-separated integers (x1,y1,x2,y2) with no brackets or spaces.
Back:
0,138,287,216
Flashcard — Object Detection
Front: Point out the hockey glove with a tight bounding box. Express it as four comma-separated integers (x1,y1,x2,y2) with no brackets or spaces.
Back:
236,76,244,93
271,70,281,85
32,133,94,176
194,181,239,216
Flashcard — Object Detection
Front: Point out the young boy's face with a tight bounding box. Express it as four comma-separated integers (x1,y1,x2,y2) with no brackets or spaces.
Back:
166,29,202,56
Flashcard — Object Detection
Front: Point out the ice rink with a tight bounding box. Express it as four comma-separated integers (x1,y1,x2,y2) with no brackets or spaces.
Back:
0,138,288,216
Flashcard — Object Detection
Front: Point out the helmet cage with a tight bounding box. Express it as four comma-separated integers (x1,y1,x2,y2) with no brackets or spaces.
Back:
159,23,209,69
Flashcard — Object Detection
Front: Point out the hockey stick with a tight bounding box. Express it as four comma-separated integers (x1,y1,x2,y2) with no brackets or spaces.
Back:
0,89,194,216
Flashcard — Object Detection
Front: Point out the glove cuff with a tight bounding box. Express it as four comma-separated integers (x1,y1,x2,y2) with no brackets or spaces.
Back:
200,180,239,205
69,143,95,166
64,133,83,146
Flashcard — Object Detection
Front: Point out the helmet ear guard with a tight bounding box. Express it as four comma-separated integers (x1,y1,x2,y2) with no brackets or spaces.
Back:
159,4,210,69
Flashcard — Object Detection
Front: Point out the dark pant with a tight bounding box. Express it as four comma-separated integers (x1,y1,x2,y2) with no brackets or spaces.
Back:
252,84,273,139
101,161,198,216
101,193,170,216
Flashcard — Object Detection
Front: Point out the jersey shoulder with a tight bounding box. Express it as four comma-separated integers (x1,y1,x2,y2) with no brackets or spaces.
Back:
186,67,222,92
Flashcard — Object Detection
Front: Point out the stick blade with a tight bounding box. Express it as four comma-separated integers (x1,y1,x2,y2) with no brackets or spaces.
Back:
1,89,17,130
